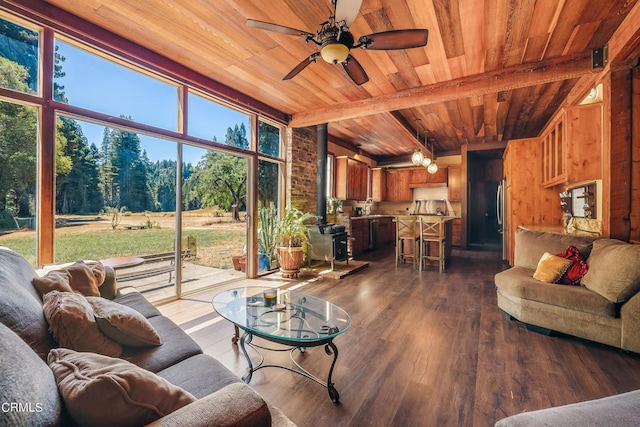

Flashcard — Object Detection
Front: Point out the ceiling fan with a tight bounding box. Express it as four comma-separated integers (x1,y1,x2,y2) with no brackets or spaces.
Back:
246,0,429,85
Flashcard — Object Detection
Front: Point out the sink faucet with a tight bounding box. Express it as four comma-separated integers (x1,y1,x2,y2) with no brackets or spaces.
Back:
364,198,373,216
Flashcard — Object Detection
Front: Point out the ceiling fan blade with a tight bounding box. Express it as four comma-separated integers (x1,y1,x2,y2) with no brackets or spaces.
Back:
334,0,363,27
342,55,369,85
246,19,314,38
358,29,429,50
283,53,320,80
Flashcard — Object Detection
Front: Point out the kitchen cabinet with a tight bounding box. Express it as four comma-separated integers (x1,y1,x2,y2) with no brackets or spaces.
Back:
350,218,369,256
370,168,386,202
451,218,461,246
385,169,412,201
540,115,565,186
376,216,395,245
335,156,369,201
448,165,462,201
409,167,448,187
541,104,602,188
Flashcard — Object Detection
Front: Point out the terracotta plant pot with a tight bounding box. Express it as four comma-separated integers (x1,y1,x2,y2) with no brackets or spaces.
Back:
277,246,304,278
232,255,245,271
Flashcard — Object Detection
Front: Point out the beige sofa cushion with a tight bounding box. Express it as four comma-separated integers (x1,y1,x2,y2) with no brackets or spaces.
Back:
495,267,617,318
582,239,640,303
48,348,196,427
514,229,597,271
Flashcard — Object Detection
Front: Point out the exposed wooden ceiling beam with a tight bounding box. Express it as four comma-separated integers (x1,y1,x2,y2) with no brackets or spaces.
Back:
289,51,598,128
608,1,640,65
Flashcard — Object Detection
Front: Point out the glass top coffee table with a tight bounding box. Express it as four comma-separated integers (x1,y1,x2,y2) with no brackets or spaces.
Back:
212,286,351,402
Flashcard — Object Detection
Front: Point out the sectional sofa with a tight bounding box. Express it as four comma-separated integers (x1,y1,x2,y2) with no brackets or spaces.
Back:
0,246,295,426
494,228,640,426
495,228,640,353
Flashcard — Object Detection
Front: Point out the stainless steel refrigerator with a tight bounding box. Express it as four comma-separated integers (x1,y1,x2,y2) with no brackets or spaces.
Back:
497,179,508,261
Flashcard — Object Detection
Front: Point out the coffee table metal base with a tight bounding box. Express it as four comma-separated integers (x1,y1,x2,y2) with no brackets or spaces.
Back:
238,330,341,403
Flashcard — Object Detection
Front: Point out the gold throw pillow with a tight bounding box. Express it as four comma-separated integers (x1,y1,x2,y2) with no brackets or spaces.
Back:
533,252,573,283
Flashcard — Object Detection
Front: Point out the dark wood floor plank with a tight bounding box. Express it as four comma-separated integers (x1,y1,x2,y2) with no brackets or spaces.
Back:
158,246,640,427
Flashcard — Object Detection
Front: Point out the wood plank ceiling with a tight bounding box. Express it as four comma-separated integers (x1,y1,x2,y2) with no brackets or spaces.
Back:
35,0,640,160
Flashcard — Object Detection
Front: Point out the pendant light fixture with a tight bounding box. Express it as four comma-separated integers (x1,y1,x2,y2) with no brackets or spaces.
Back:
421,131,432,167
411,119,424,166
427,138,438,174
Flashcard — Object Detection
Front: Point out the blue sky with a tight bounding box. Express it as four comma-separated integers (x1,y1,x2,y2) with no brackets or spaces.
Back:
55,41,250,164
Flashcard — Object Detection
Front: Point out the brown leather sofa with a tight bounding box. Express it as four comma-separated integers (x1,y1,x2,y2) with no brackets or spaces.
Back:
0,246,295,426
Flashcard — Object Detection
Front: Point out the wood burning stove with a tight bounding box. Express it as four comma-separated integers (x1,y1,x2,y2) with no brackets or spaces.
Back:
308,224,349,271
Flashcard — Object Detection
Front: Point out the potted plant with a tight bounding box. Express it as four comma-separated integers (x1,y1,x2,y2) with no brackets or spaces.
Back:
258,202,279,271
327,197,344,214
276,207,316,277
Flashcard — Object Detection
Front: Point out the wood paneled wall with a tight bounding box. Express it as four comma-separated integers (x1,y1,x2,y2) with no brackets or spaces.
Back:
504,138,563,264
606,69,633,241
632,66,640,243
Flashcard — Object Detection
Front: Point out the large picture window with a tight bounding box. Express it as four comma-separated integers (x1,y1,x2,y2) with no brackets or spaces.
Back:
0,100,38,263
0,16,39,95
54,39,179,131
258,120,281,158
187,91,250,149
0,9,285,299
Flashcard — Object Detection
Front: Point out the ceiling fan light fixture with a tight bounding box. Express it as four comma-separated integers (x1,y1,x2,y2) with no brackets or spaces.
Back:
321,42,350,64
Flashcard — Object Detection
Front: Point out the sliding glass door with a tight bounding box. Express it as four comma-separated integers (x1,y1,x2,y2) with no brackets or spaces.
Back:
180,145,247,294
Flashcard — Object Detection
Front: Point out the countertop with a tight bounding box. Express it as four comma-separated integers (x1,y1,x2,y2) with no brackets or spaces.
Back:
349,215,395,220
349,215,458,221
519,224,601,237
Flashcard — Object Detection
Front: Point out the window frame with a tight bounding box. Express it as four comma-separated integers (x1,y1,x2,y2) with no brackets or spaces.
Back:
0,4,288,288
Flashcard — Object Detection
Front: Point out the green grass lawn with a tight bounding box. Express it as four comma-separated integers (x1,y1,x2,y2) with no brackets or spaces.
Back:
0,227,245,266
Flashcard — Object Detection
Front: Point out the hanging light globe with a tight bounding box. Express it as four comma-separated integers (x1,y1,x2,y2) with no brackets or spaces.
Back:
421,157,432,167
427,162,439,174
411,149,424,166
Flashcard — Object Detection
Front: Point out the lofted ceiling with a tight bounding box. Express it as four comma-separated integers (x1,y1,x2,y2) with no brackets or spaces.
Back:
29,0,640,161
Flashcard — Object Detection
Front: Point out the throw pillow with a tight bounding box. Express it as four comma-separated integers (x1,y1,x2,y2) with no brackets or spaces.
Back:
65,261,102,297
581,239,640,303
533,252,573,284
85,260,106,288
86,296,162,347
32,270,75,295
555,245,588,286
48,348,196,427
42,291,122,358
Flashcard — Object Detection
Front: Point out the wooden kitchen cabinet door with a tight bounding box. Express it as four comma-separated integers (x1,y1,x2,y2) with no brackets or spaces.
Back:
409,166,448,187
336,157,369,201
385,169,412,201
448,165,462,201
371,168,386,201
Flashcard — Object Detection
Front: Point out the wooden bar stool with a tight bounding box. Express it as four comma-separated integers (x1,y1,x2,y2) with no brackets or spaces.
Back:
395,216,419,268
419,217,446,273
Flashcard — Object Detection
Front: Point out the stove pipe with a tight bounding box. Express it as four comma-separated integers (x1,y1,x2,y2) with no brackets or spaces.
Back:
317,123,328,225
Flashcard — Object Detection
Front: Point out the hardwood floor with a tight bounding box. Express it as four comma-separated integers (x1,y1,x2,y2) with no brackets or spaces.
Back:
157,247,640,427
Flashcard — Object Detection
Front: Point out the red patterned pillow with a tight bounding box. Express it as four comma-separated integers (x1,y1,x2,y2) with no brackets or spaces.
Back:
556,245,588,286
